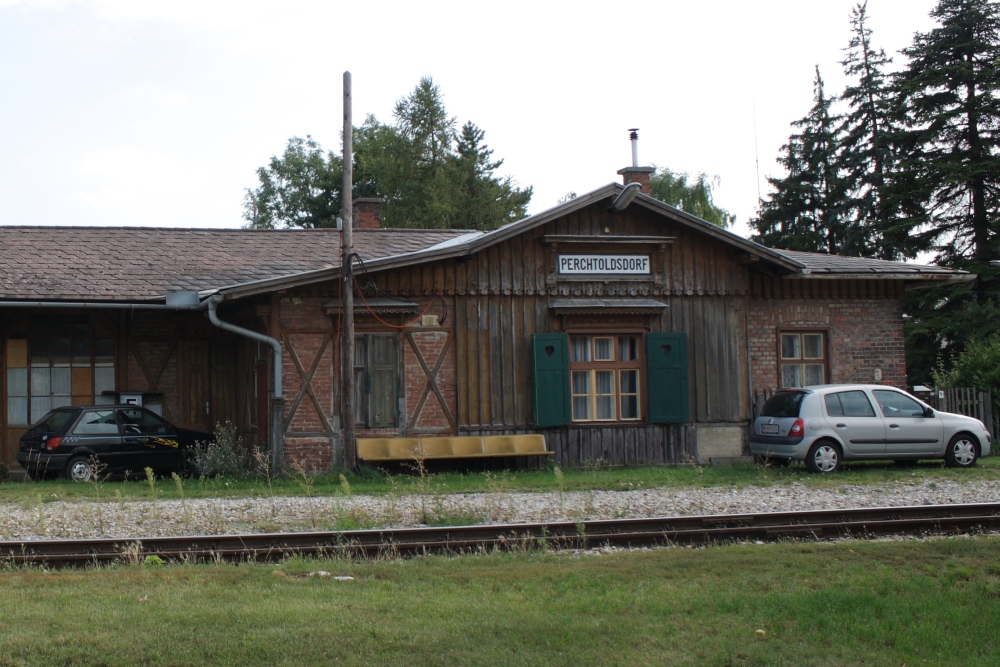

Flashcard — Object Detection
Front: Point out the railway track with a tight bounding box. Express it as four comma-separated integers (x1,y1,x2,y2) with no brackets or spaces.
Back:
2,502,999,569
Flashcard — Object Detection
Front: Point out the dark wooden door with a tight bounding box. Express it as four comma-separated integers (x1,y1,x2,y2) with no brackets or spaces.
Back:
183,341,212,432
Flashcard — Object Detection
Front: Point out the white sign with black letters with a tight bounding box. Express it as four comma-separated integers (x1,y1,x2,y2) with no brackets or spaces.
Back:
557,254,650,275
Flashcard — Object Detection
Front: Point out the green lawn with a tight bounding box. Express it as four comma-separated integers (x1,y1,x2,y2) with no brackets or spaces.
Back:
1,456,998,506
0,537,997,666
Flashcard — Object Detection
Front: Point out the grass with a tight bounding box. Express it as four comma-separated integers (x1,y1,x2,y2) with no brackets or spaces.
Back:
1,456,998,506
0,536,997,665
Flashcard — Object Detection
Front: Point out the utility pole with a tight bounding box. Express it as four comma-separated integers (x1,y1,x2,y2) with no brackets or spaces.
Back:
341,71,357,473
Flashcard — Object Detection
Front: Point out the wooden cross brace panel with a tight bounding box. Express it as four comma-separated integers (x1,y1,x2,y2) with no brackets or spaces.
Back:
405,331,457,432
282,333,335,437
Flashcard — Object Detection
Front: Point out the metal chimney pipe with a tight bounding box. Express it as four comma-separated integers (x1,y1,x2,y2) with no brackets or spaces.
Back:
628,128,639,167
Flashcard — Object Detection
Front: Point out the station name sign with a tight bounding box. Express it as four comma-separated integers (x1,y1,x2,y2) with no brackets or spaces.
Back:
557,254,650,275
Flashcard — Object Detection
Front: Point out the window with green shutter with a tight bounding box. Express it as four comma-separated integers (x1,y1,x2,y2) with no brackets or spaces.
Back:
646,332,689,424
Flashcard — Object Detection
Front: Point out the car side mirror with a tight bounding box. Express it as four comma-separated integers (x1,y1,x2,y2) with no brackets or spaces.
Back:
922,407,935,418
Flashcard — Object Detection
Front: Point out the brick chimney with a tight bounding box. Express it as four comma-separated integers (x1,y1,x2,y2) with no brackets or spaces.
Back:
616,128,655,195
353,198,381,229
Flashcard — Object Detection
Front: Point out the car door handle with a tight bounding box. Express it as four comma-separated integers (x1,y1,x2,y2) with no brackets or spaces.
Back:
888,424,900,429
836,423,847,428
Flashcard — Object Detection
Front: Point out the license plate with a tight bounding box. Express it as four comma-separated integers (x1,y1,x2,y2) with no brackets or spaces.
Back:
760,424,779,435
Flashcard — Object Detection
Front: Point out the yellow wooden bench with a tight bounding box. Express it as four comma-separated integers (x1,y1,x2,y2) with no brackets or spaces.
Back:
357,435,552,462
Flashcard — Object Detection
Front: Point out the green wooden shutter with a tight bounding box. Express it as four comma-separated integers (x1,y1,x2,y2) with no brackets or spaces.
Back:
647,332,689,424
533,334,570,426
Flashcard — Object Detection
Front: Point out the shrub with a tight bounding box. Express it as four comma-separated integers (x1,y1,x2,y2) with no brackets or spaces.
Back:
192,422,255,478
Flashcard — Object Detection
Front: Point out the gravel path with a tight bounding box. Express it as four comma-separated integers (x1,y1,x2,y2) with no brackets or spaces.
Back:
2,478,998,541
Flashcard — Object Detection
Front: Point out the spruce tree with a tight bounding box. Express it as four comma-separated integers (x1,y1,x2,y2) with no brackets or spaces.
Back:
889,0,1000,269
838,2,899,259
751,67,850,253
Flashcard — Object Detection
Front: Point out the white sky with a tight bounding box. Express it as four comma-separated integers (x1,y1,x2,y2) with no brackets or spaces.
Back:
0,0,939,239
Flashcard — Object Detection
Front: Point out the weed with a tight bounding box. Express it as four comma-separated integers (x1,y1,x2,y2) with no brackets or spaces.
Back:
193,421,254,479
172,472,193,531
145,468,159,531
290,459,318,529
554,465,566,518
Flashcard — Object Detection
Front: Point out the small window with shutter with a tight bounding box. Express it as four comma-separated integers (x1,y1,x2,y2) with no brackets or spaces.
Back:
354,334,399,428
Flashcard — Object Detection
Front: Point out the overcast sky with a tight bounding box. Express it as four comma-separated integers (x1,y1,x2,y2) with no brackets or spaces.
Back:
0,0,939,239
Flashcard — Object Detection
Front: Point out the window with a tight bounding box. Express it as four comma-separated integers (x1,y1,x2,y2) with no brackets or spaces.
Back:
354,334,399,428
6,315,115,425
825,390,876,417
779,332,825,388
118,408,169,435
872,390,925,418
569,334,642,422
73,410,119,436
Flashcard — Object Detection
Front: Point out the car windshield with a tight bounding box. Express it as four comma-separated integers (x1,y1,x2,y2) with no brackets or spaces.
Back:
27,409,76,434
760,391,807,418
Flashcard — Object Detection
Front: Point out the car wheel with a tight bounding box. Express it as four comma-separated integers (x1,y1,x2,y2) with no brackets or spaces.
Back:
945,434,978,468
65,456,95,483
805,441,841,474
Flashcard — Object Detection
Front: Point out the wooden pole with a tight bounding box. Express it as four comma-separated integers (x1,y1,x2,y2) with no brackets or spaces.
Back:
341,71,357,473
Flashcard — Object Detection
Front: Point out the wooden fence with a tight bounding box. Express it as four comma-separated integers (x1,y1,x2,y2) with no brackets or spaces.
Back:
752,387,996,439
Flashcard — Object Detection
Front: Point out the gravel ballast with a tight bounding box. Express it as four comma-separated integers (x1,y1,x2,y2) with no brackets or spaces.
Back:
2,478,998,541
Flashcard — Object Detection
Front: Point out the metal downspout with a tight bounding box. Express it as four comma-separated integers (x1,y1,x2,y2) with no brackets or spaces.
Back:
206,295,285,473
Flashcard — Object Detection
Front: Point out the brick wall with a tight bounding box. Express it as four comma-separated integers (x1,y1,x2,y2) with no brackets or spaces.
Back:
747,296,907,392
404,330,457,432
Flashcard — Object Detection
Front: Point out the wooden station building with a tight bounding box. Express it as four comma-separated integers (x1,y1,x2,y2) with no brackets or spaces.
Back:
0,167,970,474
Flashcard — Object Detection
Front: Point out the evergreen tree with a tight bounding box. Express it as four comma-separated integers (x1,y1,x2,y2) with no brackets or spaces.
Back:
648,167,734,228
450,121,532,230
751,67,851,253
888,0,1000,385
889,0,1000,269
838,2,900,259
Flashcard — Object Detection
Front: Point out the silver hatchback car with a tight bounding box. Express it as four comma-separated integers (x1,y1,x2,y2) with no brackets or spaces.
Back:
750,384,992,473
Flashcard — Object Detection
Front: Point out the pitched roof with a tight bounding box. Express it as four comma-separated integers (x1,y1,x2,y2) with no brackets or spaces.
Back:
777,250,972,281
0,226,463,301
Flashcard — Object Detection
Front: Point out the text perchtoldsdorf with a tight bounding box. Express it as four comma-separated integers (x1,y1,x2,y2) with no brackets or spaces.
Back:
557,255,650,275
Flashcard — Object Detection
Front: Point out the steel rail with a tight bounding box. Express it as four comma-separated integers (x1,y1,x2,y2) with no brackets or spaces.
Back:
2,502,999,569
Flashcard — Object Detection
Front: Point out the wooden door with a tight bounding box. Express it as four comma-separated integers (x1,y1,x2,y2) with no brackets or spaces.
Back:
183,341,212,432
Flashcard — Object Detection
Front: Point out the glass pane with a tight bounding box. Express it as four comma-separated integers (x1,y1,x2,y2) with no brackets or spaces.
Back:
804,364,824,385
839,391,876,417
7,397,28,425
620,370,638,394
73,410,119,435
95,395,115,406
571,371,590,395
31,397,51,423
94,367,115,395
72,339,91,367
118,408,169,434
782,364,801,388
51,368,71,395
30,339,50,366
824,394,844,416
51,396,72,409
30,367,50,395
596,396,614,420
780,334,800,360
621,395,639,420
873,390,924,417
51,339,71,367
570,336,590,362
803,334,824,359
572,396,590,420
594,338,613,361
95,339,115,366
7,368,27,396
595,370,614,395
618,336,638,361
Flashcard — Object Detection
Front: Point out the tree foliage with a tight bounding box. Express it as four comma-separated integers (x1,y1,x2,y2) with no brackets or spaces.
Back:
245,77,532,231
750,67,851,253
838,1,900,259
649,168,734,228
